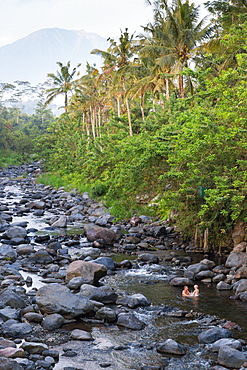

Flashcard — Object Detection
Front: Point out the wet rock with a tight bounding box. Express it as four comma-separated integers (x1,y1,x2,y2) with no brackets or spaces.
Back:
27,249,53,264
2,226,27,240
0,289,26,309
212,274,226,283
2,319,32,338
21,341,49,354
117,312,146,330
0,245,17,260
235,266,247,279
27,201,45,209
0,307,20,321
156,339,186,355
36,283,96,319
70,329,93,341
169,277,194,286
0,347,25,358
66,260,107,285
233,279,247,294
0,339,17,349
218,345,247,368
225,252,247,268
67,276,90,290
95,307,117,322
51,215,67,228
41,313,65,330
186,262,209,274
78,247,101,260
196,270,214,279
16,244,35,256
93,256,116,271
116,293,150,308
84,224,117,245
23,312,43,323
216,281,232,290
0,357,24,369
79,284,118,304
207,338,242,352
138,253,159,264
198,327,232,344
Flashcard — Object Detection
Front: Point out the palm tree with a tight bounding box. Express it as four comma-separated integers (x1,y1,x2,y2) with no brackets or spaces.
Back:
142,0,212,98
45,61,81,111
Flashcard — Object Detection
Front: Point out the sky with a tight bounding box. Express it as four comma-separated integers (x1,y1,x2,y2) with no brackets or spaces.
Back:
0,0,207,48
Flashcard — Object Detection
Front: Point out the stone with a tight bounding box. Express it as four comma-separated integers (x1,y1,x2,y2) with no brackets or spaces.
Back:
117,312,146,330
218,345,247,368
2,319,32,338
78,247,101,260
70,329,93,341
66,260,107,285
186,262,209,274
198,327,232,344
27,249,53,264
196,270,214,279
116,293,150,308
95,307,117,322
138,254,159,264
93,257,116,271
51,216,67,228
225,252,247,268
23,312,43,323
2,226,27,240
41,313,65,330
234,279,247,294
0,357,24,369
232,242,247,253
36,283,95,319
169,277,194,286
0,347,25,358
67,276,90,290
0,307,19,321
0,245,17,260
21,341,49,354
207,338,242,352
79,284,118,304
0,289,25,309
84,224,117,245
216,281,232,290
156,339,186,355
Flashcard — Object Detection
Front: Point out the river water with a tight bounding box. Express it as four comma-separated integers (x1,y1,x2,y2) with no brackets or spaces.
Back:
1,183,247,369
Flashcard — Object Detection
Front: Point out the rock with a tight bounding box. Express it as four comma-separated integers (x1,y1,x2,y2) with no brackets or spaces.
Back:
117,312,146,330
95,307,117,322
116,293,150,308
232,222,247,246
41,313,65,330
212,274,226,283
232,242,247,253
2,226,27,240
233,279,247,294
27,201,45,209
2,319,32,338
238,291,247,302
218,345,247,368
23,312,43,323
0,245,17,260
67,276,90,290
70,329,93,341
169,277,194,286
196,270,214,279
21,341,49,354
225,252,247,268
79,284,118,304
216,281,232,290
0,347,25,358
84,224,117,245
0,339,16,349
0,357,24,369
138,254,159,264
66,260,107,285
51,216,67,228
93,257,116,271
78,247,101,260
207,338,242,352
36,283,96,319
0,307,19,321
186,262,209,274
200,259,216,269
198,327,232,344
235,267,247,279
156,339,186,355
0,289,25,309
28,249,53,264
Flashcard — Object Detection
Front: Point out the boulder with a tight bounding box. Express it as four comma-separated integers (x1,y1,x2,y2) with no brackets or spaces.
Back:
0,357,23,370
36,283,96,319
225,252,247,268
233,279,247,294
1,319,32,338
117,312,146,330
51,216,67,228
207,338,242,352
2,226,27,240
78,247,101,260
218,345,247,368
0,347,25,358
66,260,107,284
116,293,150,308
157,339,186,355
198,327,232,344
138,254,159,264
0,245,17,260
84,224,117,245
93,257,116,271
41,313,65,330
169,277,194,287
216,281,232,290
95,307,117,322
0,289,25,309
70,329,93,341
186,262,209,274
79,285,118,304
21,341,49,354
67,276,90,290
28,249,53,264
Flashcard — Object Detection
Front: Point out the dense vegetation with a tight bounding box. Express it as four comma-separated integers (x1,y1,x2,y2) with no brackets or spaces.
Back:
1,0,246,252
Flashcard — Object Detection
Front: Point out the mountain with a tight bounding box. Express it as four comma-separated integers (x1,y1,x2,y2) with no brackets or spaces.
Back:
0,28,109,85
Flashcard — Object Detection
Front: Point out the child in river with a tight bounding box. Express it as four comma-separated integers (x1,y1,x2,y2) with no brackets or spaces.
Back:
192,285,200,296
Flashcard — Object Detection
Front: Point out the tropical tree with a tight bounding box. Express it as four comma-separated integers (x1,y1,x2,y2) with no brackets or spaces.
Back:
45,61,81,111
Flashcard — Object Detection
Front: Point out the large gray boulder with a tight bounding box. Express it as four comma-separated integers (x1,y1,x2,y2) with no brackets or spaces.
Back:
225,252,247,268
66,260,107,284
186,262,209,274
169,277,194,286
79,284,118,304
0,289,26,309
117,312,146,330
28,249,53,264
41,313,65,330
36,283,96,319
207,338,242,352
198,327,232,344
2,226,27,240
84,224,117,245
0,357,23,370
218,345,247,368
2,319,32,338
157,339,186,355
0,245,17,260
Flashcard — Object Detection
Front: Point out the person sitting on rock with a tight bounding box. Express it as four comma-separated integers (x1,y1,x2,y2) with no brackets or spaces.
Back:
182,286,191,297
192,284,200,297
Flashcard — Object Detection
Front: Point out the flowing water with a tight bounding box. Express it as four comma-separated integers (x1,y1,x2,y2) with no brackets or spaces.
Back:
1,183,247,369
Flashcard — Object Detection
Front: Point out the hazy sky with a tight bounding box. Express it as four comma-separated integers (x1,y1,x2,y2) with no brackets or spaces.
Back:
0,0,207,47
0,0,154,47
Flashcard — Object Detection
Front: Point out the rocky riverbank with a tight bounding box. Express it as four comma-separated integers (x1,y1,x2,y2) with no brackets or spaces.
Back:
0,163,247,370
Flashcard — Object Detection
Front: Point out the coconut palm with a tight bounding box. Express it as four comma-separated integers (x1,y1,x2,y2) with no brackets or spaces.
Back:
45,61,81,111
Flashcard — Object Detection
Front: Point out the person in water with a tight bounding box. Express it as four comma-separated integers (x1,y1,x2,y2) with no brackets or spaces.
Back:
182,286,191,297
193,284,200,296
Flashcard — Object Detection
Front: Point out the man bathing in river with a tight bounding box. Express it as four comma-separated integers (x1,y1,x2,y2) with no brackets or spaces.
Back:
182,285,200,297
